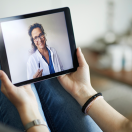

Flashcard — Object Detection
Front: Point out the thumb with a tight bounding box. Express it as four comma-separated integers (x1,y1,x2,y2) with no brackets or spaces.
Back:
0,70,14,91
77,47,87,67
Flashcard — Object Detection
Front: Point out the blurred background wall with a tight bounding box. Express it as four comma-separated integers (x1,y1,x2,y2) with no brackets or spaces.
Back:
0,0,132,47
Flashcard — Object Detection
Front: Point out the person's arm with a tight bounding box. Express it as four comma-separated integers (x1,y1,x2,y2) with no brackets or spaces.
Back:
58,47,132,132
33,69,43,79
0,71,49,132
27,59,43,79
88,98,132,132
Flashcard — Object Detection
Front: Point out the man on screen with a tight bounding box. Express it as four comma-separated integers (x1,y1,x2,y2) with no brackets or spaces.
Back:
27,23,63,80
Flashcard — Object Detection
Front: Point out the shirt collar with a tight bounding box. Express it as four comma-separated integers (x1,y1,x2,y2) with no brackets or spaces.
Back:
35,45,53,58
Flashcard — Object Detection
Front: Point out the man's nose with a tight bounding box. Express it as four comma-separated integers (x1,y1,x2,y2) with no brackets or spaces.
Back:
38,37,42,42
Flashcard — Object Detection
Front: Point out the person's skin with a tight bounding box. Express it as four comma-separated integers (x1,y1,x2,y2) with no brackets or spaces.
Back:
31,27,49,78
1,47,132,132
33,69,43,79
0,71,49,132
58,47,132,132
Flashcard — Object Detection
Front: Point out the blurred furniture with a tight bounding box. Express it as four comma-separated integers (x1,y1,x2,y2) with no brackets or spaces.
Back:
82,48,132,86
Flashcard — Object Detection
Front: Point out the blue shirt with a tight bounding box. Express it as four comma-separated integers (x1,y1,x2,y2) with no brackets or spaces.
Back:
42,48,55,74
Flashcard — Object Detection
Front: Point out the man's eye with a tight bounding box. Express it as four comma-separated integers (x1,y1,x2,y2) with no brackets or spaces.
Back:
34,37,37,40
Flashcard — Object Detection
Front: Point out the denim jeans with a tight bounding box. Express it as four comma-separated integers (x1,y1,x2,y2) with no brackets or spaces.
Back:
34,78,102,132
0,69,102,132
0,82,50,131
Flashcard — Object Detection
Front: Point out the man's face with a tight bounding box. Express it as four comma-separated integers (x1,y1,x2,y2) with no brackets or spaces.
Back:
32,27,46,50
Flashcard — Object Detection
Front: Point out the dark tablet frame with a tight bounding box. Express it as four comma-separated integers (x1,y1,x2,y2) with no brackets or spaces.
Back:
0,7,78,86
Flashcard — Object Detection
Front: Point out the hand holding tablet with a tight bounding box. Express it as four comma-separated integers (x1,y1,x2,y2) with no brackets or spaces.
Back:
0,7,78,86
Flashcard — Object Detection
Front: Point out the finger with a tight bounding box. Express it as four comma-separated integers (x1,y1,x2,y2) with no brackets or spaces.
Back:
77,47,87,67
58,74,65,80
1,83,8,96
38,73,42,77
37,69,43,77
57,72,71,80
21,84,31,89
35,69,40,76
36,70,42,77
33,69,40,78
0,70,14,91
40,69,43,73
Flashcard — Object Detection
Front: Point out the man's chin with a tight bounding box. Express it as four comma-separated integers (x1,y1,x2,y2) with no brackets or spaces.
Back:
38,44,45,47
39,46,45,50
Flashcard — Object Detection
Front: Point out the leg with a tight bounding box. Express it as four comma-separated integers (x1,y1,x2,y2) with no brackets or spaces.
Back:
35,77,102,132
0,83,51,131
0,65,50,131
0,86,24,131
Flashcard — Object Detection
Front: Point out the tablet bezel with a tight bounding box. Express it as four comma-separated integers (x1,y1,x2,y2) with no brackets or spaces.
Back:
0,7,78,86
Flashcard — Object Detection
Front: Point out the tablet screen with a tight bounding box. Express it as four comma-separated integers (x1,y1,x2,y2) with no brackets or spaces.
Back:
0,7,78,86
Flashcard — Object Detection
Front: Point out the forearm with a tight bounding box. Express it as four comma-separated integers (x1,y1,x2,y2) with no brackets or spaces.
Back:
58,47,132,132
88,98,132,132
17,106,49,132
73,84,132,132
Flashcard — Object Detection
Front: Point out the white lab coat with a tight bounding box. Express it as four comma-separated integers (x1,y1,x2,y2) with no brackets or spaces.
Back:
27,46,63,80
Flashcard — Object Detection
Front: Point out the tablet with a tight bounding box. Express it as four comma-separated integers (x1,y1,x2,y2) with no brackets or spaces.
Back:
0,7,78,86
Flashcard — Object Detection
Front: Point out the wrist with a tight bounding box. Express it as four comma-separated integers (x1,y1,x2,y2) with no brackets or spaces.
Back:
74,85,97,107
17,105,43,126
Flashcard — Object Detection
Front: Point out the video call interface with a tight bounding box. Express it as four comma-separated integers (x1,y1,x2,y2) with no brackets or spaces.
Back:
0,11,73,84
